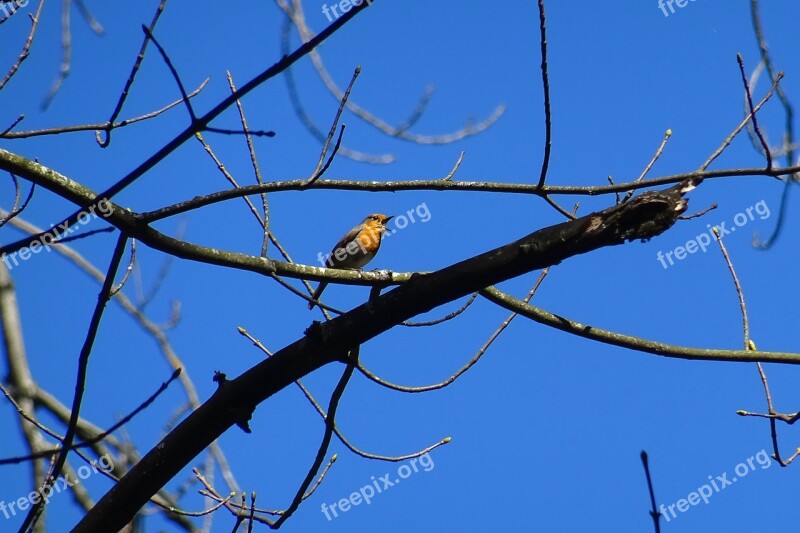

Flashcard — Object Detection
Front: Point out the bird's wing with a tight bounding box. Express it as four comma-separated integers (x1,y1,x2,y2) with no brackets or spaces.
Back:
331,224,363,253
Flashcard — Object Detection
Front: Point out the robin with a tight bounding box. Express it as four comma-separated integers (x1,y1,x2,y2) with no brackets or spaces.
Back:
309,213,393,310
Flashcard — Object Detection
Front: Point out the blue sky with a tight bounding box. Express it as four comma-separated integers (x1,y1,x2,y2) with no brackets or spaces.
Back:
1,0,799,531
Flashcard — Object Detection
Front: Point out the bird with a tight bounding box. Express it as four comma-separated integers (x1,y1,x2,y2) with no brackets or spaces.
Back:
308,213,393,310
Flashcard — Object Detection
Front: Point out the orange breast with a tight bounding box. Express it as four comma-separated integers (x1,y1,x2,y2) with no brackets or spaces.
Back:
357,228,382,254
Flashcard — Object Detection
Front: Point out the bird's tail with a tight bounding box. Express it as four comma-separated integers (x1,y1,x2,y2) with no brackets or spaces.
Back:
308,282,328,310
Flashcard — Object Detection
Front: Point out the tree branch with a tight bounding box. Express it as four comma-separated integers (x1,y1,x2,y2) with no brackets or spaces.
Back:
74,179,696,530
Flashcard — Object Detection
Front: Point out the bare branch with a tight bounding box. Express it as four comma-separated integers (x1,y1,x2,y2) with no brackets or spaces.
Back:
0,0,44,91
535,0,552,189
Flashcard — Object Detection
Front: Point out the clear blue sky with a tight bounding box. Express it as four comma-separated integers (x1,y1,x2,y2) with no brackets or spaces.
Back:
1,0,799,531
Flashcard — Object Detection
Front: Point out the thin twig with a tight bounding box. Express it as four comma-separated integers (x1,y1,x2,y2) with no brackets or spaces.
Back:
142,25,195,121
0,0,45,91
305,66,360,186
238,327,447,462
753,174,792,249
711,227,749,344
402,292,478,327
40,0,72,109
622,129,672,203
110,239,136,296
737,54,772,169
679,203,717,220
0,176,34,228
272,360,354,527
699,71,782,171
97,0,167,146
3,80,209,139
20,233,129,531
73,0,103,34
363,271,550,393
442,151,465,181
641,451,661,533
535,0,552,189
226,71,270,257
750,0,795,177
543,194,576,220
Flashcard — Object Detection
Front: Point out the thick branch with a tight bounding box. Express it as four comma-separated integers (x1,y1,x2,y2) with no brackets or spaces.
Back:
74,180,694,531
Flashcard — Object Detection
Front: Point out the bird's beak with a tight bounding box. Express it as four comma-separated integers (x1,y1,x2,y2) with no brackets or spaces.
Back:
384,216,394,223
